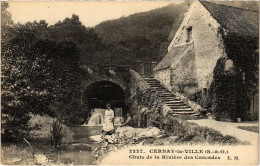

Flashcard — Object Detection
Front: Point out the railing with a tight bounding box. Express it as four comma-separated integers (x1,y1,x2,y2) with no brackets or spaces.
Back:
80,61,157,76
133,62,157,76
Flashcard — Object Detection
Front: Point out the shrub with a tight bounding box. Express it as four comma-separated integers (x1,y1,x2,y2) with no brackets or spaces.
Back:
28,114,74,145
50,120,63,148
163,116,240,145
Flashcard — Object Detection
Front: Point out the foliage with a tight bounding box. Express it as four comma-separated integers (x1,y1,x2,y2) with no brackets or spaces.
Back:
207,58,240,121
47,14,105,65
28,114,74,144
50,120,63,148
129,70,164,128
1,142,74,165
1,2,13,42
206,31,258,121
1,144,34,165
163,117,241,145
34,153,49,165
85,3,191,65
212,1,259,11
1,12,81,140
237,126,259,133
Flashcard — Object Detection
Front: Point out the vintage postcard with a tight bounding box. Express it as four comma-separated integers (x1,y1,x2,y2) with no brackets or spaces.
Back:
1,1,259,165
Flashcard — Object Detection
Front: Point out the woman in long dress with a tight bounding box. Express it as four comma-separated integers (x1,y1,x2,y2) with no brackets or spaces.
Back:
102,103,114,135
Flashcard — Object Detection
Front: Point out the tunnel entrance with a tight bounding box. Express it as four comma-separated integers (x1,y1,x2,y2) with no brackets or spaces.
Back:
85,81,125,109
84,81,128,126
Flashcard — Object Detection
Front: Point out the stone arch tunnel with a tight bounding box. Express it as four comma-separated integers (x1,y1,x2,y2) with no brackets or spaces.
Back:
79,65,131,125
84,81,126,109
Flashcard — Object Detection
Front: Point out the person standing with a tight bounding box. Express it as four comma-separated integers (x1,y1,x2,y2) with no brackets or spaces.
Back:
102,103,114,135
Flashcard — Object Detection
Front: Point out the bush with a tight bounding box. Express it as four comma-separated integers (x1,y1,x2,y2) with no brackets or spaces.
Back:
28,114,74,145
163,116,240,145
50,120,63,148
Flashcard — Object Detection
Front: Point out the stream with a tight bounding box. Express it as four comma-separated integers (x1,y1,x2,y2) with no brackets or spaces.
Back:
49,126,102,165
48,108,123,165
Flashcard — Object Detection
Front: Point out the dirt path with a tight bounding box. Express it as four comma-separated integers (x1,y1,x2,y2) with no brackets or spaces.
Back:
188,119,258,145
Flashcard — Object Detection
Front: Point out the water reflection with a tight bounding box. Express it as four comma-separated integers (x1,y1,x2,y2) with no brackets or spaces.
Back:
50,126,102,165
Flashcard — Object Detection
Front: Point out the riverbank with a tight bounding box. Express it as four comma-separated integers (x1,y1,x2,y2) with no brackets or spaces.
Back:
1,114,97,165
93,117,258,165
2,117,257,165
91,125,249,164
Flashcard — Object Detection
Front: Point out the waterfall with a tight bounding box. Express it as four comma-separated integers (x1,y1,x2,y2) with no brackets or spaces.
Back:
81,108,124,126
85,108,105,126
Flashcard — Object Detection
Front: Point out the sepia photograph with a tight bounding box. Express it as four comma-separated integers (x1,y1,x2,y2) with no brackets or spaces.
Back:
1,0,259,165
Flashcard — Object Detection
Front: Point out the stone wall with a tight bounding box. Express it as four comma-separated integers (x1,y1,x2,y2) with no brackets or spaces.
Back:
169,42,198,96
80,65,131,113
129,70,172,127
168,2,227,90
154,69,171,90
154,2,228,114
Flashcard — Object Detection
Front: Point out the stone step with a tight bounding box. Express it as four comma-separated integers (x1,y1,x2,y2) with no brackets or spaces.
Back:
160,95,175,98
150,86,165,89
170,109,194,112
157,91,171,93
148,84,163,87
159,93,174,96
141,75,200,119
157,91,172,94
161,95,178,98
161,97,180,100
166,103,186,106
169,105,190,109
148,83,162,86
161,98,180,100
148,84,162,87
147,83,160,85
142,77,155,80
157,91,171,94
192,113,202,116
146,81,160,83
170,113,197,116
169,111,195,115
158,94,174,97
171,108,193,111
146,80,159,82
165,101,183,104
148,85,165,89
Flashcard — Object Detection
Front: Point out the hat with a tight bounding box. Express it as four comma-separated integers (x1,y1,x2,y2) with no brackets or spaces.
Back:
106,103,111,108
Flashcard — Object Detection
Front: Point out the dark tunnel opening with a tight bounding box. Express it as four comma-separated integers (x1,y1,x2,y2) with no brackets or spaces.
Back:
84,81,127,112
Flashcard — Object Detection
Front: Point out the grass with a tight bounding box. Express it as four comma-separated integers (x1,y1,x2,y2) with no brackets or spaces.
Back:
28,113,74,145
1,143,35,165
1,141,72,165
237,126,259,133
2,114,75,165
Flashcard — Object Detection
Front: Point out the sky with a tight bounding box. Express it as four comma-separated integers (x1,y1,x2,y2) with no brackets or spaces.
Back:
7,1,180,27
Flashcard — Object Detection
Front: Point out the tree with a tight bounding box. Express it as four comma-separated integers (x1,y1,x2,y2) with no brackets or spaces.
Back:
1,2,14,44
1,35,54,140
48,14,89,44
1,26,81,141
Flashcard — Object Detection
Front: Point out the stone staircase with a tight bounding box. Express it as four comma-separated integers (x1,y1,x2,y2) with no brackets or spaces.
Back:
141,75,201,117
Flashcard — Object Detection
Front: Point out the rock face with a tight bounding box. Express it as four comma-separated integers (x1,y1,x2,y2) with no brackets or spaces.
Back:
115,126,163,139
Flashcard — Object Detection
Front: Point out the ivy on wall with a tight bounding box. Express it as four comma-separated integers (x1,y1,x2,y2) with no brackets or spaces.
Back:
207,30,258,121
129,70,164,128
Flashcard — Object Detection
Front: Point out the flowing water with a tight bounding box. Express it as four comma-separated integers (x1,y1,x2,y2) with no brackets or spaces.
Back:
49,126,102,165
49,108,124,165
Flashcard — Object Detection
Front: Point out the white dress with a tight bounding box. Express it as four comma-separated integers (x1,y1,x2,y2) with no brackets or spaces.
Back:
103,109,114,132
